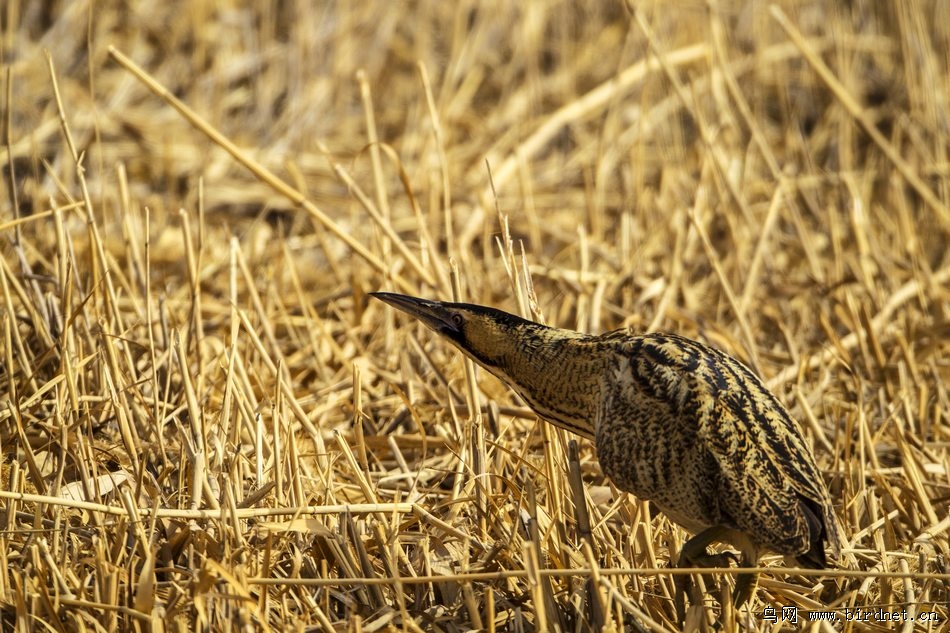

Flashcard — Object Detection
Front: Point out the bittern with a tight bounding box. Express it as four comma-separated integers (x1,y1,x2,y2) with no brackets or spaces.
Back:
371,291,840,611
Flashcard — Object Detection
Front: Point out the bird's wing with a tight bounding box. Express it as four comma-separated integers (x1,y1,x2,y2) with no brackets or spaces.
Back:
704,385,825,553
622,333,839,558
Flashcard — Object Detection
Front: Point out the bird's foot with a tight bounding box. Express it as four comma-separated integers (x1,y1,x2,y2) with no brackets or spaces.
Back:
674,546,738,623
674,527,759,623
685,549,740,569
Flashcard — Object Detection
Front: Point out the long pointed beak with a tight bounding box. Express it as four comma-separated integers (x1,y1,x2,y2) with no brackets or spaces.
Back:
370,292,460,335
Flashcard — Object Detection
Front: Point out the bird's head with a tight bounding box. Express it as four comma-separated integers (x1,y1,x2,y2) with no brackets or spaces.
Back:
370,292,540,371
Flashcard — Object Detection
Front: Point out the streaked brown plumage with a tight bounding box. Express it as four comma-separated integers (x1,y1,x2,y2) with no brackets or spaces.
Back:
372,291,840,606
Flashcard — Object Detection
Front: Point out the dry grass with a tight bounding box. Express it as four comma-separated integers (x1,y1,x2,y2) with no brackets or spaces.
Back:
2,1,949,631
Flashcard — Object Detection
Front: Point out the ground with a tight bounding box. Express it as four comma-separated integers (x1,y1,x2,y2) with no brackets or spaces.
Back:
1,1,949,631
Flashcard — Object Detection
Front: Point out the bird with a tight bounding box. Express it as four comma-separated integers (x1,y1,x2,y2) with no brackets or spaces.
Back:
371,291,840,612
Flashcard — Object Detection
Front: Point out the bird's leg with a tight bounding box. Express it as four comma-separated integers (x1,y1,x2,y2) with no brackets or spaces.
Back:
674,527,740,622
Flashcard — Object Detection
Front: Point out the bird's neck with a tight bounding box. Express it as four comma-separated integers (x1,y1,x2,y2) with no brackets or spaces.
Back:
488,327,603,439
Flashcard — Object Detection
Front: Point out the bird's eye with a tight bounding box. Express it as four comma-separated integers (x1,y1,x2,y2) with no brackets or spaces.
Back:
451,313,464,327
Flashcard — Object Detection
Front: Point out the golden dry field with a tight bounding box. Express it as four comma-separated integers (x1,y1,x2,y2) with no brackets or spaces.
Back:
2,1,949,631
